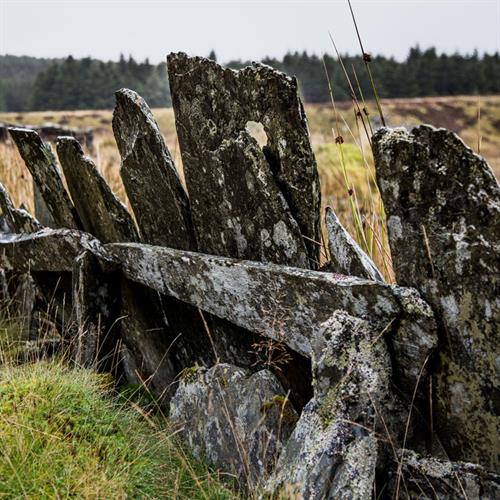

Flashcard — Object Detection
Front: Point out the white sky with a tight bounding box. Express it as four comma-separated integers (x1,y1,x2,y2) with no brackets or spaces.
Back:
1,0,499,63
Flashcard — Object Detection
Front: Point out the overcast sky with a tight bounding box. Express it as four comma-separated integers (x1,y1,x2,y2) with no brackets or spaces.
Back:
1,0,499,63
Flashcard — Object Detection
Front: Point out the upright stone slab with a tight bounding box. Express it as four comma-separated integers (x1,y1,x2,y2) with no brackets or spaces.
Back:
9,128,79,230
112,88,195,250
56,137,139,243
325,206,384,282
373,125,500,470
167,52,321,267
72,250,120,369
268,311,395,499
33,183,56,228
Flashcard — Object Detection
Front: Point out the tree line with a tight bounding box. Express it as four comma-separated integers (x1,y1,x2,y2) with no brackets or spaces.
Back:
1,47,499,112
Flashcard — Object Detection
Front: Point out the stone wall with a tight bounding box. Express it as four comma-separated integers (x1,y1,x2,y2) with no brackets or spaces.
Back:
0,54,498,498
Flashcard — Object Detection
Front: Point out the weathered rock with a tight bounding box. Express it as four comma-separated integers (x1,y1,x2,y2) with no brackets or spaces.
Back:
112,88,216,375
167,52,321,267
56,137,139,243
387,449,500,499
390,285,438,394
0,228,113,273
170,363,298,488
268,311,394,499
0,182,42,233
325,206,384,281
12,272,38,339
112,88,195,250
107,242,437,360
9,128,80,230
373,125,500,470
72,251,120,368
33,182,56,228
119,279,177,401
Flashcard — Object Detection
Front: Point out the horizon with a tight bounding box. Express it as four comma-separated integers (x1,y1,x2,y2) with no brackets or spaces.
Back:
1,0,499,64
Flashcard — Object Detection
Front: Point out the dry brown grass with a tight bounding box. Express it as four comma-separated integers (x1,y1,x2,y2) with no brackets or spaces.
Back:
0,95,498,281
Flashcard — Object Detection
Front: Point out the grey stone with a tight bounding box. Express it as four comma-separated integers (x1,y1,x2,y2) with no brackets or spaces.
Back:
112,88,195,250
112,89,216,374
167,52,321,267
0,228,113,273
107,242,436,361
170,363,298,488
72,250,120,369
0,182,42,233
325,206,384,281
119,279,177,402
33,182,56,228
387,449,500,499
8,128,80,230
268,311,394,499
56,136,139,243
373,125,500,470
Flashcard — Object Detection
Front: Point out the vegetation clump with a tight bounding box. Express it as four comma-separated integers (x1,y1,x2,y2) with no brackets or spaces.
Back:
0,356,235,498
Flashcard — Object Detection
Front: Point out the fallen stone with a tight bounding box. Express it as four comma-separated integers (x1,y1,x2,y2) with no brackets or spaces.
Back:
167,52,321,267
373,125,500,470
325,206,384,281
387,449,500,499
170,363,298,488
9,128,80,230
56,137,139,243
0,228,113,273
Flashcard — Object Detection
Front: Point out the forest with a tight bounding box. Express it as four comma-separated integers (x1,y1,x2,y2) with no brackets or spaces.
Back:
1,46,499,112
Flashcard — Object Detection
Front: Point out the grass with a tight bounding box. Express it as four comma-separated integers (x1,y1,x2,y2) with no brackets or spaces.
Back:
0,316,237,499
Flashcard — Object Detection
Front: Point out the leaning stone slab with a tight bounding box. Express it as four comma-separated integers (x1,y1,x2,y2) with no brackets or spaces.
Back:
170,363,298,489
268,311,393,499
112,88,195,250
387,449,500,499
107,242,434,359
0,182,42,233
9,128,79,230
167,52,321,266
0,228,113,273
112,89,217,373
325,206,384,281
373,125,500,470
57,137,139,243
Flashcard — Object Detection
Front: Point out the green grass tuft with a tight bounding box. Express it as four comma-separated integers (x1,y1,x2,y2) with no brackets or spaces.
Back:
0,359,236,498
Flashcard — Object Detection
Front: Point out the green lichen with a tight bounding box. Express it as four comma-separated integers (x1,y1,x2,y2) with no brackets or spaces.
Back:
260,395,297,426
180,364,201,383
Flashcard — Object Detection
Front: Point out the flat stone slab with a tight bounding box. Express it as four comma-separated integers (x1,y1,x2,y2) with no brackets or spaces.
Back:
112,88,196,250
108,242,423,358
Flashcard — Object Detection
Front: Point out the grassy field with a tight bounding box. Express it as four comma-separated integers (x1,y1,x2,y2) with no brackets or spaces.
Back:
1,95,499,280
